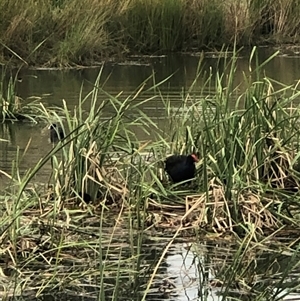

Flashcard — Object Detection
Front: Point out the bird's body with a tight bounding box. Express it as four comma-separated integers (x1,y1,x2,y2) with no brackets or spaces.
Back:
165,154,199,183
49,123,64,143
78,191,92,203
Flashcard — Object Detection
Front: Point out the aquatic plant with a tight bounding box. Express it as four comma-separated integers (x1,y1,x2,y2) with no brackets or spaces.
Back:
0,74,43,122
169,50,300,237
2,48,300,300
0,75,21,120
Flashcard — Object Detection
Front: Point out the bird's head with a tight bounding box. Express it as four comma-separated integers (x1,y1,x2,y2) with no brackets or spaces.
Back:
190,153,199,162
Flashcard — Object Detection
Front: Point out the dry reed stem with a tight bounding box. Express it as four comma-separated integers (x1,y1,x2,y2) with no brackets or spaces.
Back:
148,182,281,233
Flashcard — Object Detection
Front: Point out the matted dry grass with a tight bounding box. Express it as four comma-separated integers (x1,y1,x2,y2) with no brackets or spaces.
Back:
147,180,281,233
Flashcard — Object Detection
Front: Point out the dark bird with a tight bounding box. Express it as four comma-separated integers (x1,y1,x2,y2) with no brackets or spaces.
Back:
49,123,64,143
165,154,199,183
78,191,92,203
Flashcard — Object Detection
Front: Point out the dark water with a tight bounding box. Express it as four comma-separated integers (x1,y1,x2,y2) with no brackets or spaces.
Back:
5,238,300,301
2,48,300,300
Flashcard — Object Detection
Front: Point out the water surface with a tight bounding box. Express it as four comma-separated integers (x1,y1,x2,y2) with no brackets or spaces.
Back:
1,48,300,182
5,237,300,301
2,48,300,300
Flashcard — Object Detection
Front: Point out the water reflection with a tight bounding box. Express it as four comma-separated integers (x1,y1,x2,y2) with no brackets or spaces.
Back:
1,49,300,181
14,49,300,103
7,239,299,301
149,241,300,301
0,122,52,186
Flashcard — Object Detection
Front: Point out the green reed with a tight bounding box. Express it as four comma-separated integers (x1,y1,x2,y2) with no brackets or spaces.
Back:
0,67,171,298
0,75,25,121
0,72,43,122
1,0,300,66
123,0,186,52
158,47,300,231
2,48,300,300
191,228,300,300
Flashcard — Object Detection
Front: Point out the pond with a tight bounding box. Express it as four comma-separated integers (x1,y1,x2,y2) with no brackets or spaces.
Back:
2,47,300,300
2,47,300,184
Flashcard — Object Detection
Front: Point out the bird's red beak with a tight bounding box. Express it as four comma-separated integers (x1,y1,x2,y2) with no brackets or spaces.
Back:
191,154,199,162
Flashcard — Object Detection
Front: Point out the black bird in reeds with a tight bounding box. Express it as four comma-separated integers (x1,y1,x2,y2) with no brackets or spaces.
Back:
78,191,92,203
49,123,64,143
165,154,199,183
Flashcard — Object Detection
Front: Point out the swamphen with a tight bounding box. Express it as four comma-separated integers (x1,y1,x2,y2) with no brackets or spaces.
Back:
49,123,64,143
78,191,92,203
165,154,199,183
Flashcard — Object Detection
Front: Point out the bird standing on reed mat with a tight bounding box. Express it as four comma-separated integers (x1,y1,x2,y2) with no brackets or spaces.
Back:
165,153,199,183
49,123,64,143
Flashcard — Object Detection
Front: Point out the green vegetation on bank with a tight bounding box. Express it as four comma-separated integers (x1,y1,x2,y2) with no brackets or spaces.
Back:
0,0,300,66
2,49,300,299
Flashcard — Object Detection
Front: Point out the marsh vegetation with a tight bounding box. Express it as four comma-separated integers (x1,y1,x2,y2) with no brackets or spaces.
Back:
1,0,300,66
2,49,300,300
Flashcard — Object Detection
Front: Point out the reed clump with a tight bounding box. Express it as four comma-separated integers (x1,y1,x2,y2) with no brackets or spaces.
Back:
1,0,300,66
2,49,300,299
155,47,300,235
3,49,300,238
0,75,42,121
